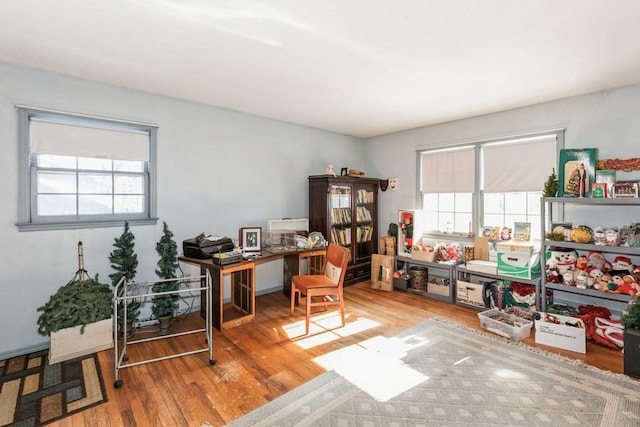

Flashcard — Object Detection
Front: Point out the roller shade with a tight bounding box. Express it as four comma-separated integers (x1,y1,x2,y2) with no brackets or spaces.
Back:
30,118,149,161
482,135,556,192
421,146,475,193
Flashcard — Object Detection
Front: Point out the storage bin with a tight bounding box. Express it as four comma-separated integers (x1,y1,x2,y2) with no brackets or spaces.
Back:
477,309,533,341
411,249,436,262
409,266,428,291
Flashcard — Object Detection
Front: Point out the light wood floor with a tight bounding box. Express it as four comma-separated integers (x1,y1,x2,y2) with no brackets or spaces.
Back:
52,280,626,427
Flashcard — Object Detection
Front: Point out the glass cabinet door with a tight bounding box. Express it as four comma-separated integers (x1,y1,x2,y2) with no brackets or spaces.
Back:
354,184,375,261
329,185,352,247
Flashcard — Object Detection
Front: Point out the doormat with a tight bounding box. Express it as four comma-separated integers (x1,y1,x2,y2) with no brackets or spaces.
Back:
0,349,107,426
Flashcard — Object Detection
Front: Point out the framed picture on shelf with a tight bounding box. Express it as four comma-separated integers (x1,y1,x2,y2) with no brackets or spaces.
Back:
595,169,616,198
612,181,639,198
240,227,262,252
558,148,597,197
591,183,607,198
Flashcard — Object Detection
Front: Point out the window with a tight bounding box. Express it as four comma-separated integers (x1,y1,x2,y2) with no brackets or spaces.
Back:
17,107,158,231
419,130,562,240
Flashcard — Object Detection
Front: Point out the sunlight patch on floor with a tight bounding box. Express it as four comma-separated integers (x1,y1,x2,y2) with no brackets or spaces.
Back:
282,314,380,349
493,368,527,379
313,334,430,401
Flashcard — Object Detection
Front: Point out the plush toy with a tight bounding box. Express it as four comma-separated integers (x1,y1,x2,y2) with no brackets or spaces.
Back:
547,247,578,275
587,251,611,272
611,255,633,272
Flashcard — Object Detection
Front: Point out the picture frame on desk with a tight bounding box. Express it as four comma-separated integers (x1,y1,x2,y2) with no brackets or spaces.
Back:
240,227,262,252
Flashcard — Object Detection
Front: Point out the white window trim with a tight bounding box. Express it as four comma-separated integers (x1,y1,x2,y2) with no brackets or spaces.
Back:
16,106,158,231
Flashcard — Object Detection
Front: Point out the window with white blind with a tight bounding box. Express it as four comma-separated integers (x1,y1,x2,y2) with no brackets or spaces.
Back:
419,130,563,239
17,107,158,231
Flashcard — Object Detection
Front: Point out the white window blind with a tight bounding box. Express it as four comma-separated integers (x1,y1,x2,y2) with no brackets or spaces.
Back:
482,135,556,192
421,146,475,193
30,118,149,161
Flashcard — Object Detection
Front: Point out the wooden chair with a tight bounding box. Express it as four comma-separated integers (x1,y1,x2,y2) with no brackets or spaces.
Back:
290,243,350,335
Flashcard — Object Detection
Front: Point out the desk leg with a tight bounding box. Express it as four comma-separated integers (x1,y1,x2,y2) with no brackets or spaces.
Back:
282,254,299,299
201,266,223,332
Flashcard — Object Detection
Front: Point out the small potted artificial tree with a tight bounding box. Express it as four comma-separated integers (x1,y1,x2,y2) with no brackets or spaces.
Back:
37,242,113,364
621,296,640,378
109,221,140,338
152,222,180,335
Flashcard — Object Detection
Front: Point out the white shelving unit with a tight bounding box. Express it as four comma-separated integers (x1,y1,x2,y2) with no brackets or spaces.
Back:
540,196,640,312
113,272,216,388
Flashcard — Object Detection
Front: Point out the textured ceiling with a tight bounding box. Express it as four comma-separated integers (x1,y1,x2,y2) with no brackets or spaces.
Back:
2,0,640,137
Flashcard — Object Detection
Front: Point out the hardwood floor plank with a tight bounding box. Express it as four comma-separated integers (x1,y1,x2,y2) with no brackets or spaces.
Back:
48,280,629,426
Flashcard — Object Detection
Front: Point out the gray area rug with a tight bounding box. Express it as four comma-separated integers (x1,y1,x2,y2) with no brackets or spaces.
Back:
227,318,640,427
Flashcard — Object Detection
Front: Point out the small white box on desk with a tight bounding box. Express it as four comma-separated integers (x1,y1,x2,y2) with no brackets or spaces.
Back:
534,312,586,354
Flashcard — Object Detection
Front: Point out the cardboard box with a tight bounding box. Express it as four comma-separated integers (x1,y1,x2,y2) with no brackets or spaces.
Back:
466,259,497,275
456,280,486,308
49,318,113,364
478,309,533,341
427,277,450,297
371,254,394,291
534,312,586,354
496,241,541,279
411,248,436,262
379,236,396,256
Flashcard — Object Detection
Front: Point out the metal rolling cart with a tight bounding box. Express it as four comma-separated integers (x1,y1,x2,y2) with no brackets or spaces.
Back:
113,271,215,388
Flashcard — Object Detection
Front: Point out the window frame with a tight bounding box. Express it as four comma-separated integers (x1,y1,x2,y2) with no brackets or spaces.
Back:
417,129,564,238
17,106,158,231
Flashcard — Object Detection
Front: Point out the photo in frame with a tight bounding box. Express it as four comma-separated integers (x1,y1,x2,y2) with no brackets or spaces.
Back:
612,181,639,198
240,227,262,252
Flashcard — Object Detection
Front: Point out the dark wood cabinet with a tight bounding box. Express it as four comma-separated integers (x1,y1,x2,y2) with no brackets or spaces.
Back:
308,175,379,285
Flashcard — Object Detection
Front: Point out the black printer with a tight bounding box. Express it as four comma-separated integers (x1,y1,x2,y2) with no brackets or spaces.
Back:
183,234,235,259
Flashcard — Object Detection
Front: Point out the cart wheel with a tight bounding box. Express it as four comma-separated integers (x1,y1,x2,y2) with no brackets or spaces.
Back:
114,379,123,388
123,354,129,361
209,358,217,366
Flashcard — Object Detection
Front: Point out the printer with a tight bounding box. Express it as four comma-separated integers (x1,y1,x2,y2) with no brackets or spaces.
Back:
183,234,235,259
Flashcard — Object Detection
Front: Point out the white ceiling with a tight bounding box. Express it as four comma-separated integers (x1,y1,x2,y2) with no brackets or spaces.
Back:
2,0,640,138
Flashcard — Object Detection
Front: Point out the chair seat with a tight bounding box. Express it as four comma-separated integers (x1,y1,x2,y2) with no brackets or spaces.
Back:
290,243,350,335
291,274,338,293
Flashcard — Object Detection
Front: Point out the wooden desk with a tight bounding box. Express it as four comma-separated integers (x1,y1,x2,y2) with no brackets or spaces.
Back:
179,247,326,331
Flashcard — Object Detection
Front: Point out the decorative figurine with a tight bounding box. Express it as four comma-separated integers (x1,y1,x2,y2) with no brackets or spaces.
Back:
325,164,336,177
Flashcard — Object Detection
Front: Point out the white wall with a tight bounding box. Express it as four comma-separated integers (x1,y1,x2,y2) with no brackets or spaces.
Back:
0,62,365,358
364,84,640,233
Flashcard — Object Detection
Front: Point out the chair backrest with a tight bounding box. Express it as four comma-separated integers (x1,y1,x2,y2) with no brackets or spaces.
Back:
323,243,351,286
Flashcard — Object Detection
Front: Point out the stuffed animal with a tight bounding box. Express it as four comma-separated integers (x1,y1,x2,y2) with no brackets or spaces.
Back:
547,247,578,274
587,251,611,272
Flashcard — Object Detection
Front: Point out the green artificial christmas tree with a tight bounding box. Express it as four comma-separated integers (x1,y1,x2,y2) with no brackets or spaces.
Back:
543,168,559,197
109,221,140,324
152,222,180,330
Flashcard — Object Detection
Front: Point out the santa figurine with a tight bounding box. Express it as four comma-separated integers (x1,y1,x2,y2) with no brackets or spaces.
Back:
611,255,633,273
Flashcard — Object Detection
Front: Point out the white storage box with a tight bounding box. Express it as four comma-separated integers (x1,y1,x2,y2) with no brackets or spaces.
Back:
427,278,450,297
466,259,497,275
534,312,586,353
456,280,485,308
49,318,113,364
478,309,533,341
496,241,541,279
